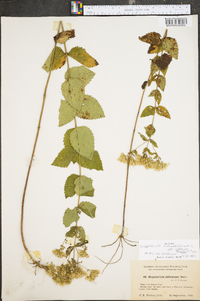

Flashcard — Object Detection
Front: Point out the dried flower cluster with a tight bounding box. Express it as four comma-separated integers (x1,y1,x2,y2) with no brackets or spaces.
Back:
77,246,89,258
45,259,99,286
118,152,169,171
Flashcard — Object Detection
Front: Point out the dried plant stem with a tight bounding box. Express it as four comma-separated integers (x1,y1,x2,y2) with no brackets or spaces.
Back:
121,74,150,233
20,23,62,265
65,39,82,260
100,74,150,272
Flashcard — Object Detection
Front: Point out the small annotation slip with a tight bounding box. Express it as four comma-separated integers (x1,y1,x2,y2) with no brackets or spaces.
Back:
139,240,199,260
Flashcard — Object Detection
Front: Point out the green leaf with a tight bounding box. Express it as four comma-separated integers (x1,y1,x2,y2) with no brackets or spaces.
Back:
138,132,149,142
145,124,156,137
131,149,138,156
150,60,159,76
65,66,95,86
139,32,161,45
52,128,76,167
54,30,75,44
141,106,155,117
153,54,172,74
79,201,96,218
68,47,99,68
52,146,76,168
148,89,162,105
58,100,76,127
148,75,157,87
72,150,103,171
162,37,179,59
156,106,171,119
156,75,166,92
81,189,94,197
160,66,169,76
76,95,105,120
143,147,157,156
65,226,77,237
64,174,79,198
63,128,74,147
61,78,85,111
74,176,94,196
150,138,158,148
148,44,162,54
70,126,94,160
65,226,86,241
63,208,80,227
42,47,66,72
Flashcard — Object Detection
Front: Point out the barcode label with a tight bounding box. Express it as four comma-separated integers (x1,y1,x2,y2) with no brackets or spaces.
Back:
159,16,192,27
165,17,187,26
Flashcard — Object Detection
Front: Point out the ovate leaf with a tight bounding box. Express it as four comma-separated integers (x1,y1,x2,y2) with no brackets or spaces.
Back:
156,75,166,92
139,32,161,45
65,226,86,241
143,147,157,156
141,106,155,117
148,44,162,54
70,126,94,160
138,132,148,142
63,128,74,147
68,47,99,68
61,78,85,111
65,66,95,86
80,189,94,197
52,146,76,168
148,74,157,87
160,66,168,76
42,47,66,72
63,208,80,227
74,176,94,196
59,100,76,126
148,89,162,105
53,128,76,167
64,174,79,198
162,37,179,59
79,201,96,218
65,226,78,237
145,124,156,137
150,138,158,148
156,106,171,119
72,150,103,171
151,55,170,76
76,95,105,120
131,149,138,156
154,53,172,70
150,60,159,76
54,30,75,44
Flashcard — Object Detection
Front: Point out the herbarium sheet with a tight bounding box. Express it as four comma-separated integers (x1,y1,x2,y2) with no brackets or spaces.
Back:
1,16,199,300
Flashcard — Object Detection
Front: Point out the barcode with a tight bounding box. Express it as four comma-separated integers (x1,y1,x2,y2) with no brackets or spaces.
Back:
165,18,187,26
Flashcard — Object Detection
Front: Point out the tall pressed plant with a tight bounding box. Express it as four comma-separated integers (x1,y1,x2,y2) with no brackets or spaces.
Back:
101,29,178,271
21,21,104,285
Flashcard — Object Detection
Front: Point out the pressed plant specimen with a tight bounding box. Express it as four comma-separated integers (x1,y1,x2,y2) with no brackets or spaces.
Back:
20,21,105,285
101,29,178,271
